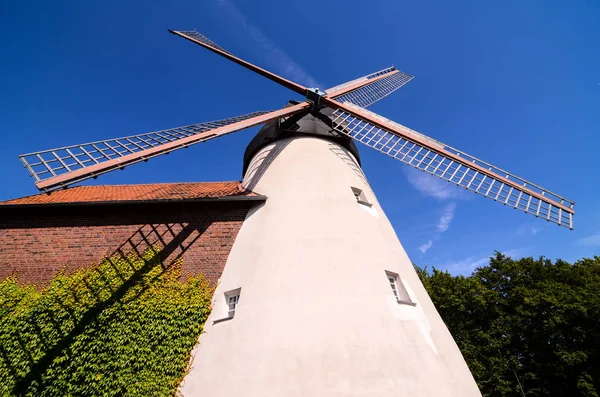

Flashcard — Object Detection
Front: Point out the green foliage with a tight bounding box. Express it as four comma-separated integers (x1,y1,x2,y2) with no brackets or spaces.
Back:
418,253,600,397
0,247,214,397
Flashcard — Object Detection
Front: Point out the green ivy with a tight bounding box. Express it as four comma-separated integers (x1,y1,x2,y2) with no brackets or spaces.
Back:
0,247,214,397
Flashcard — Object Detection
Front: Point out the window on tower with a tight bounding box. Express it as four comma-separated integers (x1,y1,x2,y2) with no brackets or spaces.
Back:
214,288,242,324
351,187,372,207
385,271,415,306
225,288,241,318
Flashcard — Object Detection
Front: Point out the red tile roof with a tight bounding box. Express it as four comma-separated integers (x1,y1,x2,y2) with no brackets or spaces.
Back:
0,182,262,206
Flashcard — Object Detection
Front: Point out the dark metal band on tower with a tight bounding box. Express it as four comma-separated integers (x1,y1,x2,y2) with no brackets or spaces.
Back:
243,102,361,176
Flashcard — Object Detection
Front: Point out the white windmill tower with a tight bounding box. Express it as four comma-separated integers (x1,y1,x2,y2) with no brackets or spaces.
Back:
18,30,575,396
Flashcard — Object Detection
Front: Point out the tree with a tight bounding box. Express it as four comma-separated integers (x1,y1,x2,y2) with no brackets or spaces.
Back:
418,253,600,396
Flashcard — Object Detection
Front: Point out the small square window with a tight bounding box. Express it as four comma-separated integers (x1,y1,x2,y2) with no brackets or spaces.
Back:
227,294,239,317
385,271,415,306
214,288,242,324
224,288,241,318
351,187,372,207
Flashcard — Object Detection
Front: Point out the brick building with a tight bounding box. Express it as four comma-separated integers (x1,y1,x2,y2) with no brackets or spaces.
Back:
0,181,265,286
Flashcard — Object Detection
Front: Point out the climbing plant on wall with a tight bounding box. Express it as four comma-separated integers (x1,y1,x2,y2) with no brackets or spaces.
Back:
0,247,214,396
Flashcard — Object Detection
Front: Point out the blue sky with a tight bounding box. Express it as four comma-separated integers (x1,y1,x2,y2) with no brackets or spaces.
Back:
1,0,599,274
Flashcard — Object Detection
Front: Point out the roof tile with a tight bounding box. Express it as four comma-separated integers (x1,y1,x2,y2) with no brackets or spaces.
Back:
0,181,260,206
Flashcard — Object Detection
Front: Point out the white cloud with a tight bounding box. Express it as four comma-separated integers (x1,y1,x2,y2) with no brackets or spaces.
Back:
502,248,523,258
578,234,600,247
442,248,523,275
444,256,490,275
415,204,454,255
437,203,457,232
218,0,320,88
412,203,456,257
517,224,542,236
404,168,469,200
418,240,433,254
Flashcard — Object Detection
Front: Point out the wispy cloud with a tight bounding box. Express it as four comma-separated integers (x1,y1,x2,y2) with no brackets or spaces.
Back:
419,240,433,254
517,224,542,236
416,203,456,255
218,0,320,88
578,234,600,247
437,203,457,232
444,256,490,275
404,168,469,200
502,248,523,258
442,248,524,275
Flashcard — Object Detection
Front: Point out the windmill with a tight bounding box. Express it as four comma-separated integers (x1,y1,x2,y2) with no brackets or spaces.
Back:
17,30,575,396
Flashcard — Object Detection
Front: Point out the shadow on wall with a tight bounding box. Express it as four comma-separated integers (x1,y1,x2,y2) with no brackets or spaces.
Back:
243,137,369,191
243,139,291,192
244,137,369,191
0,220,212,395
327,142,369,185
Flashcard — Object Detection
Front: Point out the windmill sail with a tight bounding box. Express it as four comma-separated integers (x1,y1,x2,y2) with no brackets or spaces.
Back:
328,100,575,229
326,67,413,108
171,30,234,56
170,30,308,95
18,28,575,229
20,103,309,192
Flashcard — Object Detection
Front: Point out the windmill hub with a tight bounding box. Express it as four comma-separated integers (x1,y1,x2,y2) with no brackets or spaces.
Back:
305,87,326,111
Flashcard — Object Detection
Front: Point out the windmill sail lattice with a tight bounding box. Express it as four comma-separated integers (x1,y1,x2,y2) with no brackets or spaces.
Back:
20,104,309,191
170,30,308,95
327,67,414,108
175,30,234,56
329,101,574,228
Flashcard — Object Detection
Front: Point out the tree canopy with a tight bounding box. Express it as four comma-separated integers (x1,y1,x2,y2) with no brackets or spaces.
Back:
417,253,600,397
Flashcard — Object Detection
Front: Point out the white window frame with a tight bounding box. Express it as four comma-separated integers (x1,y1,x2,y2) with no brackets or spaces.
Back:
226,291,240,318
214,287,241,324
385,271,416,306
351,186,372,207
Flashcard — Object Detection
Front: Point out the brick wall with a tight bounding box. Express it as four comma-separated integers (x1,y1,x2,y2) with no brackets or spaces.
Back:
0,200,257,286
